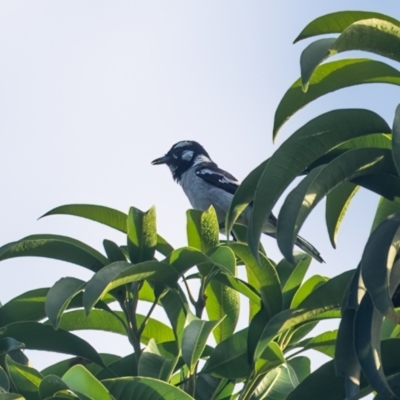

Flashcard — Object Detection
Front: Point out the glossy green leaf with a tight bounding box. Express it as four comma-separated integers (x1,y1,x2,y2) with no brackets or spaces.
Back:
62,365,112,400
362,213,400,322
39,375,70,399
41,204,173,257
6,355,41,400
255,341,285,375
203,329,249,379
103,377,193,400
325,182,359,248
290,275,328,309
83,260,175,314
277,148,393,263
371,197,400,233
103,240,126,263
212,273,260,304
0,337,25,355
294,10,400,42
187,207,219,252
281,254,311,309
41,204,128,232
294,330,337,358
138,339,178,381
182,313,222,374
127,206,157,264
0,322,104,366
254,270,353,361
301,19,400,90
228,243,282,320
0,235,108,272
273,59,400,137
54,309,174,344
0,289,49,327
247,108,389,258
46,278,85,329
205,279,239,344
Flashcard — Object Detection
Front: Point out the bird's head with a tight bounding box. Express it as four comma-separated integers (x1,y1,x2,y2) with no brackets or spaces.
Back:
152,140,212,181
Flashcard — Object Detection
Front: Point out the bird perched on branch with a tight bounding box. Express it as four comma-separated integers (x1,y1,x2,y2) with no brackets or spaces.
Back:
152,140,324,263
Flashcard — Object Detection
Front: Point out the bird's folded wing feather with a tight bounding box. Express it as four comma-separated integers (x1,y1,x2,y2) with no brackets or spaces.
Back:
195,166,239,195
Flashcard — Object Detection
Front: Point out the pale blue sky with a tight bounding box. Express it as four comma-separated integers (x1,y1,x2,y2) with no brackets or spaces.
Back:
0,1,399,385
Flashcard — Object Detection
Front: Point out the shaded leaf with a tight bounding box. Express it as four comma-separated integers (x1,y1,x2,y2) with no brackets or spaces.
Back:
39,375,69,399
277,148,393,262
46,278,85,329
0,322,104,366
371,197,400,233
103,377,194,400
246,108,389,258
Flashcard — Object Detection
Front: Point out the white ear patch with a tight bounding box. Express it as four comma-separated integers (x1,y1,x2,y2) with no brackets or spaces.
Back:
182,150,194,161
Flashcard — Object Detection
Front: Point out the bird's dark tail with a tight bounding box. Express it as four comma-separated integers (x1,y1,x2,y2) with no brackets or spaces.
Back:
294,235,324,263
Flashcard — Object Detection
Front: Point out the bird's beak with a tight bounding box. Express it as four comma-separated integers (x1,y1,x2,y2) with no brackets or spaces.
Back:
151,155,170,165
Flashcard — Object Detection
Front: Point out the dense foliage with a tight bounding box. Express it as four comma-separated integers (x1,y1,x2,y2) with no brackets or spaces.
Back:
1,8,400,400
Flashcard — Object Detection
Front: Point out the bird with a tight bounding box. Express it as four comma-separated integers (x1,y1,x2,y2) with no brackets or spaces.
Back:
152,140,324,263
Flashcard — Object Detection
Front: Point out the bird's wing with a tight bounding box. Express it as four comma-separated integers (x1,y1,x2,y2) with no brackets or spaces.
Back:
195,165,239,195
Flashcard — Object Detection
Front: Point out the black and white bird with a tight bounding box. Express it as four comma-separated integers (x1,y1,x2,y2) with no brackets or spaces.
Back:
152,140,324,263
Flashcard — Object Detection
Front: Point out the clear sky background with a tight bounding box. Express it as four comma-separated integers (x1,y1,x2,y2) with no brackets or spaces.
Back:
1,0,399,385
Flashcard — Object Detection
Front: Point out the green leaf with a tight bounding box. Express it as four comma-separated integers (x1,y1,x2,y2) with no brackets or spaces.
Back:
0,289,49,327
294,330,337,358
41,204,173,257
53,309,174,344
273,59,400,137
203,329,249,379
229,243,281,320
103,240,126,263
83,260,175,314
39,375,70,399
187,207,219,252
0,235,108,272
0,337,25,355
0,366,9,391
294,10,400,42
182,313,222,374
138,339,178,381
301,19,400,90
277,148,393,263
280,254,311,309
46,278,85,329
254,270,353,361
290,275,328,309
127,206,157,264
0,394,25,399
393,104,400,177
0,322,104,366
205,279,239,344
247,108,389,258
255,342,285,375
6,355,41,400
62,365,112,400
226,160,268,236
195,375,234,400
325,182,359,248
41,204,128,232
371,197,400,233
354,294,394,398
103,377,194,400
362,213,400,322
